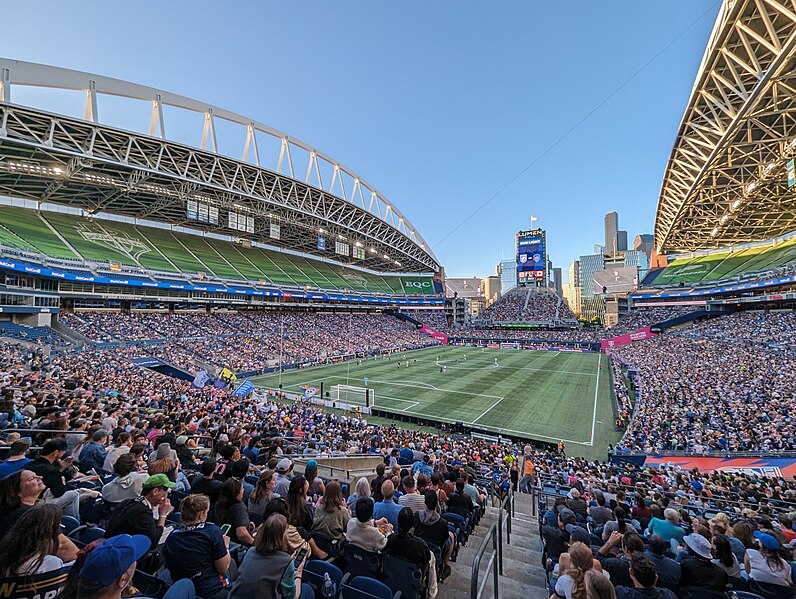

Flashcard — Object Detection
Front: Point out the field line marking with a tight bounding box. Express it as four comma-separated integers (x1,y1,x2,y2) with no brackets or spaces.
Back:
589,354,601,447
471,397,506,424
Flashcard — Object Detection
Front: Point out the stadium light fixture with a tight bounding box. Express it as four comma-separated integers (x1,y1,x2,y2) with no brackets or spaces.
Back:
711,227,719,236
790,138,796,149
765,162,777,173
721,214,729,223
318,228,326,234
732,199,742,209
746,182,757,193
355,242,363,248
369,248,377,254
52,166,64,175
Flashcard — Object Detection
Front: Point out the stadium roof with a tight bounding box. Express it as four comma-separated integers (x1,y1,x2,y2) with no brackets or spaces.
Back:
0,58,439,273
655,0,796,254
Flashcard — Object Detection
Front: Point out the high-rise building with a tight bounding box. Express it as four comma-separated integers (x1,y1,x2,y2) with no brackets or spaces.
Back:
497,260,517,295
617,230,628,252
568,259,581,288
578,252,606,321
563,283,581,317
634,234,655,262
552,267,563,295
483,276,501,305
604,211,619,255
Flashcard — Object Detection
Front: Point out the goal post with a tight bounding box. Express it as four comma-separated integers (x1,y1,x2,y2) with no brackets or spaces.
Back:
330,384,374,407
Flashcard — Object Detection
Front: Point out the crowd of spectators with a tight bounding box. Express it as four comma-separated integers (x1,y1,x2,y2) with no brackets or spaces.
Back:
60,311,434,374
612,310,796,453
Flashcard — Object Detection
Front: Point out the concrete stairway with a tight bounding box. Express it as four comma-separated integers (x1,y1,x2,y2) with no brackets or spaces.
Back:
437,492,548,599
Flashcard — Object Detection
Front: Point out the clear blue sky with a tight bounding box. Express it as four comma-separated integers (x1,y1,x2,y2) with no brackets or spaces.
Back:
2,1,720,281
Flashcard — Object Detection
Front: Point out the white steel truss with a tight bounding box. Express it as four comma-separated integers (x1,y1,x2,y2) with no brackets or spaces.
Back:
655,0,796,253
0,58,438,272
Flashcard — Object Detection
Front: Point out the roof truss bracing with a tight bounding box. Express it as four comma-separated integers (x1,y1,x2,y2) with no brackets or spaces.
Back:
0,58,438,272
656,0,796,253
0,103,436,272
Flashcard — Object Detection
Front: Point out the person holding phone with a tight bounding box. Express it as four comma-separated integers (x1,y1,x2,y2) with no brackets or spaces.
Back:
163,494,231,599
230,513,314,599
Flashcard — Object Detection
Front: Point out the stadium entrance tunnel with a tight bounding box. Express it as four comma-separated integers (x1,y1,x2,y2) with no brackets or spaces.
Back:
130,356,194,381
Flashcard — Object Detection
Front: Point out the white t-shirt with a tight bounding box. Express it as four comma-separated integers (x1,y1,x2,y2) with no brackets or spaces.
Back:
746,549,791,587
12,554,69,575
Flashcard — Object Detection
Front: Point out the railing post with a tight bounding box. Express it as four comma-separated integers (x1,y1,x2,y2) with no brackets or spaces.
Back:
492,527,500,599
497,504,503,576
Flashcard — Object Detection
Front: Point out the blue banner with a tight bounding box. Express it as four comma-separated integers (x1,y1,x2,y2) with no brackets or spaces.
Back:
233,380,255,397
0,258,443,306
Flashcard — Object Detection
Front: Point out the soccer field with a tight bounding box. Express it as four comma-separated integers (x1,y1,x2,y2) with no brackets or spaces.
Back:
252,346,621,457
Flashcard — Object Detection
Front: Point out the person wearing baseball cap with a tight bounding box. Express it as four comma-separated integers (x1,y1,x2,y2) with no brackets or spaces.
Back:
273,458,292,498
105,474,175,551
746,531,792,588
77,534,196,599
679,533,728,593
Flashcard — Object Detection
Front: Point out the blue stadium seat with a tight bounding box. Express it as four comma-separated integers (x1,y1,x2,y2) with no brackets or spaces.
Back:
342,576,398,599
60,515,81,535
303,560,344,597
342,543,382,579
383,555,425,599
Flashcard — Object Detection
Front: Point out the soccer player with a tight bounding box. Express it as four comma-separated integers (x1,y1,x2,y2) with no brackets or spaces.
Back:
494,358,498,367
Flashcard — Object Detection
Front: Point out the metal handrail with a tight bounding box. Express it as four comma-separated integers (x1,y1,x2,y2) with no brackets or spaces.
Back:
470,522,500,599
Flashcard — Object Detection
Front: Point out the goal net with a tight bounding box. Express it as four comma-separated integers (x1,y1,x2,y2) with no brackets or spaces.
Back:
330,384,373,407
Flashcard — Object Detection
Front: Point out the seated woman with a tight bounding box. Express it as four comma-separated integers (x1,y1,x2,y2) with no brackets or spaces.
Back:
0,471,79,562
101,454,149,503
248,470,277,517
229,513,312,599
263,497,327,559
286,476,314,537
311,480,350,541
346,476,371,510
215,478,255,546
163,494,231,599
0,503,77,577
744,531,793,589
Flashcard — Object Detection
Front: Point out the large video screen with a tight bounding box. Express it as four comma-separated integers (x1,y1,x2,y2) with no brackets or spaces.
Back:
593,266,638,294
517,234,545,281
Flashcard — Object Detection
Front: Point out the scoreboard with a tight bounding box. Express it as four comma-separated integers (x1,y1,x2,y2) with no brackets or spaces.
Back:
516,229,546,286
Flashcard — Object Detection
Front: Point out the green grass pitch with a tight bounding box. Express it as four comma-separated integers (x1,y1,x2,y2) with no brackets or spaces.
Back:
251,346,621,459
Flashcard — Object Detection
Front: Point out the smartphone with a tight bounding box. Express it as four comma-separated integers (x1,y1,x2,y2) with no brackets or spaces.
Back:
220,523,231,536
293,546,308,567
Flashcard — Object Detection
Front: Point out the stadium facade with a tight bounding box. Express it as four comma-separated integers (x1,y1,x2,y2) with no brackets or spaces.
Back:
0,59,447,322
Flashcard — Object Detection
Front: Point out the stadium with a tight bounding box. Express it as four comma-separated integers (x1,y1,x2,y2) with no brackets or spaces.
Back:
2,2,796,598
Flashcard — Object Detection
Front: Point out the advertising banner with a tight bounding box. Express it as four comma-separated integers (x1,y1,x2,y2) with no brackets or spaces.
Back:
644,455,796,478
601,326,656,351
419,324,449,344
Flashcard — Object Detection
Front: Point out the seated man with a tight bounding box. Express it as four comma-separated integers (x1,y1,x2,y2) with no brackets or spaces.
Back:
190,458,224,507
79,430,109,474
26,438,91,520
76,533,196,599
384,507,437,598
646,509,684,545
644,534,681,593
542,507,575,562
615,552,678,599
596,530,645,588
413,491,455,577
374,480,402,530
0,439,32,478
346,496,393,553
105,473,175,551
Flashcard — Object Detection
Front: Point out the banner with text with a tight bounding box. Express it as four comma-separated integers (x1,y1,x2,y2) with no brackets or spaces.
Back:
419,324,449,344
644,455,796,479
601,326,656,351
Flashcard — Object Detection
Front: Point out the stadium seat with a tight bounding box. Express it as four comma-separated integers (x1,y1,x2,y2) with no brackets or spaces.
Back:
60,515,81,535
132,569,172,599
748,580,796,599
311,531,341,558
0,565,71,599
732,592,766,599
342,543,382,579
303,559,344,597
341,576,399,599
383,555,426,599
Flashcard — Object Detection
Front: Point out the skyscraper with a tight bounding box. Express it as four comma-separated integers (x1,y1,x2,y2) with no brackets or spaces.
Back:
634,234,654,262
617,230,628,252
497,259,517,295
604,211,618,255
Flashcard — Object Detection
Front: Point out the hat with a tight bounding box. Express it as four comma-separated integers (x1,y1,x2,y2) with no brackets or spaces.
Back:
566,524,591,545
305,459,317,473
754,531,780,550
142,473,176,491
78,534,151,591
155,443,172,459
276,458,293,473
558,508,577,526
176,435,188,446
683,534,712,559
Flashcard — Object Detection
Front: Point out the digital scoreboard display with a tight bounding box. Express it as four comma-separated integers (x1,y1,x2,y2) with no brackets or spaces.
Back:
516,230,546,282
